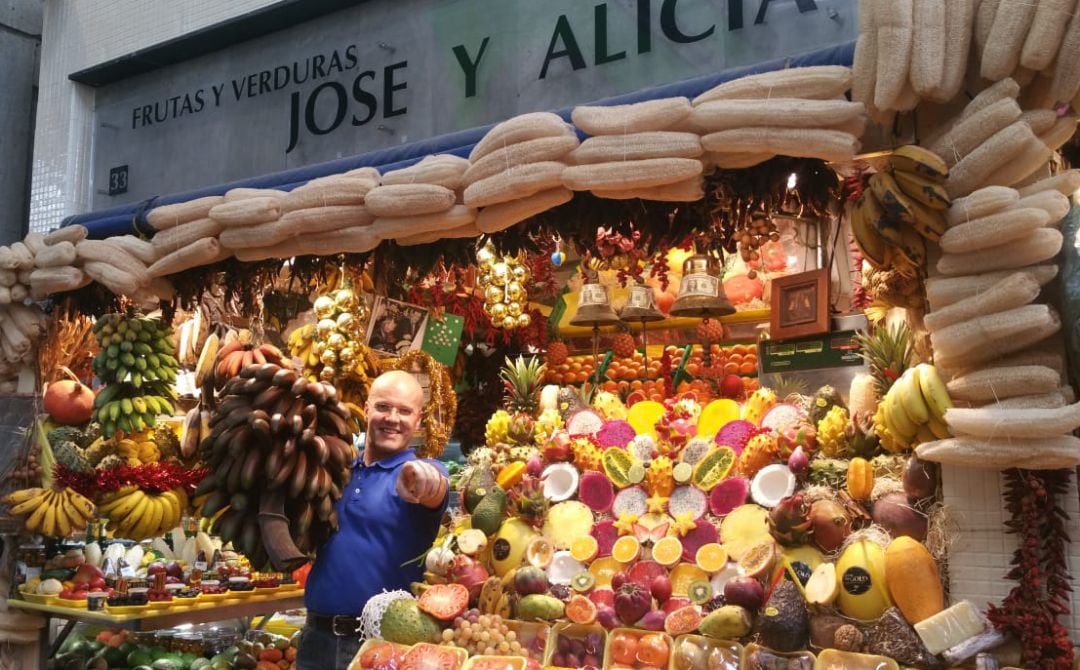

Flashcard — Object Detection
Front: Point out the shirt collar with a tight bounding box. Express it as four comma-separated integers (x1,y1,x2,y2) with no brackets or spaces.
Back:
354,447,416,470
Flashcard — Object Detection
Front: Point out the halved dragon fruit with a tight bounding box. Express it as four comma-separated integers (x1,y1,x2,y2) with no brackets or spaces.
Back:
597,420,637,448
760,403,805,432
668,486,708,520
567,409,605,436
612,486,649,518
680,520,720,562
579,471,615,512
628,435,657,463
680,438,713,465
708,477,750,517
591,519,618,557
715,420,758,455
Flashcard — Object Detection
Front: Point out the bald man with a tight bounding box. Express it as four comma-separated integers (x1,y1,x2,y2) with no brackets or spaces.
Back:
297,370,449,670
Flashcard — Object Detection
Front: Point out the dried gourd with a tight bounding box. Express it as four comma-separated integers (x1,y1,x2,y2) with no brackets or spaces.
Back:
924,272,1040,332
936,228,1062,276
475,188,572,234
945,402,1080,439
930,304,1053,359
939,207,1049,253
693,65,852,105
146,196,224,231
571,97,691,135
945,365,1060,402
915,434,1080,469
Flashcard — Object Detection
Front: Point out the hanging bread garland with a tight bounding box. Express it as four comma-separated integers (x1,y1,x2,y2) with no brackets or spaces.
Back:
382,350,457,459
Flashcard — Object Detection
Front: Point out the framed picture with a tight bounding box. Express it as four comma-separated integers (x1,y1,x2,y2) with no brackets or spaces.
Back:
365,296,430,357
770,268,830,340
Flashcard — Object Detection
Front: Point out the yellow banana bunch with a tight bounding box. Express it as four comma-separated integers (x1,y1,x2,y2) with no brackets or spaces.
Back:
879,363,954,451
98,486,186,541
4,486,96,538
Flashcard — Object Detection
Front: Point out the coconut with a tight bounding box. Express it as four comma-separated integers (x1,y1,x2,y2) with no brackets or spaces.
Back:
542,463,580,502
750,464,796,508
547,550,586,586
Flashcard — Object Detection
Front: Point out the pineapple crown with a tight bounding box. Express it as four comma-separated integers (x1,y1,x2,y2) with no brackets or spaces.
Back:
500,355,544,410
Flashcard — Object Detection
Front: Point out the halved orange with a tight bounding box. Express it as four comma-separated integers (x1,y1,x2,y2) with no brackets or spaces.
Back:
589,556,623,588
651,537,683,567
611,536,641,563
570,535,599,563
694,543,728,573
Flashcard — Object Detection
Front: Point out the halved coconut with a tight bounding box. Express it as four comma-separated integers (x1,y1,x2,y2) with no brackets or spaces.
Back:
547,550,586,586
709,561,742,596
542,463,580,502
750,464,796,508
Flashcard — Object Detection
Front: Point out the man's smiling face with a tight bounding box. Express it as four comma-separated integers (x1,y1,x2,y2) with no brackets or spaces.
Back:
364,370,423,459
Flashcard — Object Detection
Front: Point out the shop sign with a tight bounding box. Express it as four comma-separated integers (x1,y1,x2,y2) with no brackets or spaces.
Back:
90,0,856,207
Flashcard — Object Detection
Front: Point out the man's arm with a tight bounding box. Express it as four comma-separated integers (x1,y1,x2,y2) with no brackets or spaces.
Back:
396,460,448,509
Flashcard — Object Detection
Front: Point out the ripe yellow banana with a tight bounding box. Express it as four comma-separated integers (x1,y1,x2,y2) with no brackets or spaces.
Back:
105,489,146,523
4,487,45,506
25,491,53,533
53,502,72,538
850,191,890,269
898,367,930,425
886,389,918,441
896,225,927,268
157,490,182,530
916,363,953,420
870,171,916,228
892,169,951,211
41,500,58,537
927,414,951,440
890,145,948,182
9,489,50,516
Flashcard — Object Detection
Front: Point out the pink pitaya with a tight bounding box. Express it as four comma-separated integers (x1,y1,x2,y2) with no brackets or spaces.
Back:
775,418,816,456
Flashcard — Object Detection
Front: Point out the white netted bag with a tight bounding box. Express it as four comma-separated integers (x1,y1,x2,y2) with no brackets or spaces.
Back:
358,589,415,640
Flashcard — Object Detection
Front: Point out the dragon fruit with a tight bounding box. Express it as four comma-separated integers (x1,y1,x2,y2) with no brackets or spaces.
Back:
614,582,653,625
667,486,708,520
579,471,615,512
775,418,817,456
768,493,813,546
508,412,536,444
708,477,750,516
679,521,720,562
612,486,649,518
591,519,619,557
714,420,759,455
597,420,636,448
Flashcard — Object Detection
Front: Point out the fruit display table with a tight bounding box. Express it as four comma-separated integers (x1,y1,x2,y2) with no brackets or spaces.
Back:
10,590,304,670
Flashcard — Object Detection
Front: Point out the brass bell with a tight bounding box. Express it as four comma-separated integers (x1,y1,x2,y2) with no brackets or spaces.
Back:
570,280,619,327
619,280,665,323
669,253,735,318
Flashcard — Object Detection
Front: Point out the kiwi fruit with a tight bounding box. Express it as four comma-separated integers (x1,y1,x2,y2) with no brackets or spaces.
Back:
688,579,714,605
571,571,596,593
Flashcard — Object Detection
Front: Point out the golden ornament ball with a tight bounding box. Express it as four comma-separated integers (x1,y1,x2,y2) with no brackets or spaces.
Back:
517,313,531,328
512,264,528,281
485,285,504,304
316,318,338,339
338,347,356,363
312,340,327,356
476,245,496,267
505,281,525,302
320,366,337,381
501,315,517,330
336,311,355,331
491,262,509,282
313,296,337,319
488,302,508,320
478,271,493,287
334,288,359,311
320,348,338,366
507,301,523,317
326,332,347,350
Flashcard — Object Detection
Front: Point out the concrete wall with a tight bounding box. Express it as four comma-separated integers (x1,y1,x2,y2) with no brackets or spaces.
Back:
0,0,41,244
28,0,282,234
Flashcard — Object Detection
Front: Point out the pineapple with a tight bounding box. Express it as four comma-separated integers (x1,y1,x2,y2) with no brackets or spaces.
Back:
742,388,778,426
857,323,913,396
152,425,181,461
485,410,511,447
816,406,851,458
736,431,778,477
646,456,674,497
808,458,848,489
509,445,537,463
611,332,636,359
501,356,543,414
546,341,569,366
570,437,604,472
592,391,627,421
53,440,91,474
534,409,564,446
96,454,125,471
768,493,812,546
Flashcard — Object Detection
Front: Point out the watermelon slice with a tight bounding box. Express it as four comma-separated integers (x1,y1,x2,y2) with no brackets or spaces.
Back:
708,477,750,516
627,560,668,589
591,519,618,557
680,520,720,562
597,420,636,448
760,403,804,432
714,420,758,455
568,409,605,436
579,471,615,513
612,486,649,518
668,486,708,520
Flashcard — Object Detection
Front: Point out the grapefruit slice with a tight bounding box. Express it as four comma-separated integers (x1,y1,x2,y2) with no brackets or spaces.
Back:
627,560,668,590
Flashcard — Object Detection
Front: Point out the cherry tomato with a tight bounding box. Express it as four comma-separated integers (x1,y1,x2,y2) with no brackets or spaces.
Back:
610,632,640,665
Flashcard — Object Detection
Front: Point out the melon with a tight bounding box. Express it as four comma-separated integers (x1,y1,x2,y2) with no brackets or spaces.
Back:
760,404,804,432
597,420,636,448
612,486,649,518
491,518,539,576
578,471,615,512
590,519,619,557
679,520,720,562
668,486,707,520
541,463,580,502
750,464,796,508
708,477,750,516
567,409,604,436
836,539,892,621
714,420,758,455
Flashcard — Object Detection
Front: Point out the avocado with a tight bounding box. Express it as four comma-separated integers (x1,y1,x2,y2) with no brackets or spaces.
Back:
470,486,507,536
233,651,258,670
754,580,810,652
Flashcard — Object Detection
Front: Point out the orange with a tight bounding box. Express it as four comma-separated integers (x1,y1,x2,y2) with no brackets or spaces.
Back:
739,362,756,375
570,535,599,563
651,536,683,567
728,353,743,365
685,362,700,376
695,543,728,573
611,536,641,563
723,362,739,375
669,563,709,596
589,556,623,588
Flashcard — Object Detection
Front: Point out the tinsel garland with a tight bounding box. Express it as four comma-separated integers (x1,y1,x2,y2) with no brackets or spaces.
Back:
384,350,458,459
987,468,1074,670
54,462,209,498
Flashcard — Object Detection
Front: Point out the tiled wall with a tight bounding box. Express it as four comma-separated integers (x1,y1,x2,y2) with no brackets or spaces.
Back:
28,0,281,233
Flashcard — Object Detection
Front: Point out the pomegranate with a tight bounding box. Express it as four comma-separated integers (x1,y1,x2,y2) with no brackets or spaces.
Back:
447,555,489,602
44,378,95,425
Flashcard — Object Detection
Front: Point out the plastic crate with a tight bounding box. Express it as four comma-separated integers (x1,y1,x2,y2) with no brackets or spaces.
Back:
504,619,550,664
668,634,742,670
602,628,674,670
546,622,606,668
814,649,898,670
743,643,816,668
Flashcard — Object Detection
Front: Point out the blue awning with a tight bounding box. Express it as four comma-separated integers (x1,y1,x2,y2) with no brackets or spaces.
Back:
64,41,855,239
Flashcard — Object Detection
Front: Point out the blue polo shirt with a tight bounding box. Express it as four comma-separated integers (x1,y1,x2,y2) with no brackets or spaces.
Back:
304,448,449,615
